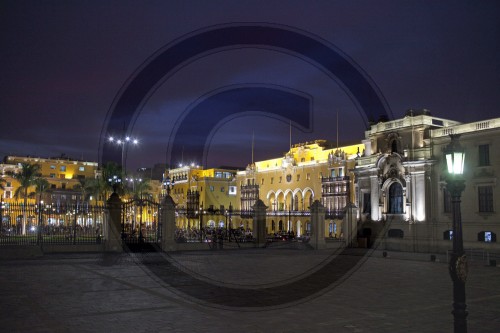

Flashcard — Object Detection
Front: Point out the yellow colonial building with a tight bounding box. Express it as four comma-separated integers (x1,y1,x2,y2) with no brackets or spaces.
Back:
166,165,237,229
1,155,99,204
235,140,364,237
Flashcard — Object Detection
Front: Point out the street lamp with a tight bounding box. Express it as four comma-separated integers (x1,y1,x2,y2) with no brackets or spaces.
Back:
108,136,139,175
108,175,122,193
444,134,468,333
163,175,174,195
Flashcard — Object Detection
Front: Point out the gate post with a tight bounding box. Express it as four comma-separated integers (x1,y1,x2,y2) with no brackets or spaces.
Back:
161,194,177,251
343,202,359,248
252,199,267,247
310,200,326,250
105,191,123,252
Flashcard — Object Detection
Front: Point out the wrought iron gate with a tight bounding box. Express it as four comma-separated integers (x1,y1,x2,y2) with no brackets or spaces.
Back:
121,198,161,251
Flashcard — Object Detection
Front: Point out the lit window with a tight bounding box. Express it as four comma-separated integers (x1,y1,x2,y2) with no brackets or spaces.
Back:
79,166,85,172
60,165,66,172
388,183,403,214
210,186,214,192
50,165,56,169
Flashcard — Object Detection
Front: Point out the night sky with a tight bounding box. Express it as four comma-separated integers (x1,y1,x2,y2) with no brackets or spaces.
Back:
1,1,499,173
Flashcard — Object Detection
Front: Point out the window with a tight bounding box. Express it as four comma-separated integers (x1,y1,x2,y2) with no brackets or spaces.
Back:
301,158,305,162
50,165,55,169
270,177,274,184
6,182,11,187
62,183,66,189
60,165,66,172
228,186,237,195
388,182,403,214
4,191,11,199
478,231,497,242
79,166,85,172
478,144,490,166
220,187,225,192
279,176,282,183
296,174,300,181
443,189,451,213
443,230,453,240
478,186,493,212
261,178,264,185
338,168,343,177
310,157,314,161
306,173,310,180
50,173,55,178
209,186,214,192
362,193,371,214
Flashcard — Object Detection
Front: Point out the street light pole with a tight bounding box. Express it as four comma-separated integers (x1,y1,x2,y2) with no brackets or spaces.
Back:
444,134,468,333
108,136,138,175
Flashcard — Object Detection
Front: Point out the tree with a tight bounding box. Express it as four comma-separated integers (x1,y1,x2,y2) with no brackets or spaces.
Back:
30,178,49,243
125,178,153,200
30,178,50,201
6,163,42,235
73,178,91,204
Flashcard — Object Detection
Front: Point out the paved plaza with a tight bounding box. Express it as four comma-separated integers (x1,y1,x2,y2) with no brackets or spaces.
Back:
1,246,499,332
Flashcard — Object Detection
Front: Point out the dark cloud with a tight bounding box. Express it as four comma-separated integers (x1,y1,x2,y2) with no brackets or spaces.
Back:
1,1,499,170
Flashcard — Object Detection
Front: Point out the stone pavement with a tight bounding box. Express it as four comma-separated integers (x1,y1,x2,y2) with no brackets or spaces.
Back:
1,247,499,332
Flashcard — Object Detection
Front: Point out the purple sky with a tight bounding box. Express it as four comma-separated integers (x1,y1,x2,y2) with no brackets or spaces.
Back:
1,1,499,172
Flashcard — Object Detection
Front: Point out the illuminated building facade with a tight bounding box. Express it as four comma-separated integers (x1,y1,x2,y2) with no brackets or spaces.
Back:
1,155,99,204
355,110,500,251
166,165,237,229
235,140,363,237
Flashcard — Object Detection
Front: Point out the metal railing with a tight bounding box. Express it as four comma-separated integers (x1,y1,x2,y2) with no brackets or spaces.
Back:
0,202,105,245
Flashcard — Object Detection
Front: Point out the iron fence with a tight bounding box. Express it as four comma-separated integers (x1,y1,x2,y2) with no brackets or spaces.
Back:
0,202,105,245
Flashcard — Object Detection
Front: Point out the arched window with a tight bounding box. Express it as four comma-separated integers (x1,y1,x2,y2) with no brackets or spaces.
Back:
278,220,283,231
388,182,403,214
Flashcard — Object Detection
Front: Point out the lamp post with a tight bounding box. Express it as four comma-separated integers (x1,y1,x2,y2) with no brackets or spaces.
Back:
444,134,468,333
163,175,174,196
108,175,122,194
108,136,138,175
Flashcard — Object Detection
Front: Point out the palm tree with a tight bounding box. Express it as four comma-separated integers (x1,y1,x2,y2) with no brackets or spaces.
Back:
0,176,5,232
73,178,90,204
30,178,49,243
125,178,153,200
6,163,42,235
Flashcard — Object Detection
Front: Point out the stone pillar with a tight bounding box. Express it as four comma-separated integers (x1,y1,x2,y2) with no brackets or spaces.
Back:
310,200,326,250
252,199,267,246
105,192,123,252
343,202,359,248
161,194,177,252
